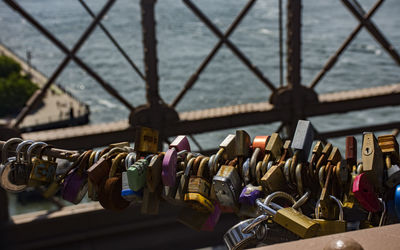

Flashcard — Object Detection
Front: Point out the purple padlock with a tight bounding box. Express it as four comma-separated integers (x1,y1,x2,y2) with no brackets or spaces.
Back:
239,184,263,206
162,136,191,187
161,148,178,187
62,167,88,204
201,202,221,231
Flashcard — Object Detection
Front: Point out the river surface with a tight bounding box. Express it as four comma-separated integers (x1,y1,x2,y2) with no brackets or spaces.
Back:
1,0,399,215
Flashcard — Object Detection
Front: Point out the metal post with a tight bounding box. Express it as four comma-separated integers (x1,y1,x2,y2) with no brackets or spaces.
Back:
286,0,303,136
141,0,162,107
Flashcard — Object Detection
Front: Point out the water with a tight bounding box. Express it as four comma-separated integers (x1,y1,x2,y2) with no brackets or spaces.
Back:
0,0,399,215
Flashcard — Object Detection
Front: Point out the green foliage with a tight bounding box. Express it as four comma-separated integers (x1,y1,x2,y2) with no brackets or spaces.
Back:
0,55,21,78
0,57,38,116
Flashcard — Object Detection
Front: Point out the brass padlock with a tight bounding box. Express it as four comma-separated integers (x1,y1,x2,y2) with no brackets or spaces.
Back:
184,157,214,212
27,143,57,186
362,132,384,190
212,134,236,175
314,195,346,236
256,192,320,239
261,162,287,193
134,126,159,154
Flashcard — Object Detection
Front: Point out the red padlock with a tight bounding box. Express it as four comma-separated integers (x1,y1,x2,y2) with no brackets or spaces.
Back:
353,173,381,212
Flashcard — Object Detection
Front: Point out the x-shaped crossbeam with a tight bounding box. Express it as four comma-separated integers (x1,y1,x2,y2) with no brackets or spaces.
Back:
171,0,276,108
310,0,400,89
5,0,135,128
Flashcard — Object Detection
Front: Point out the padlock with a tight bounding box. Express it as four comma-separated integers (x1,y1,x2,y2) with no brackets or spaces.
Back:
342,172,368,222
27,143,57,186
62,150,92,204
184,156,214,212
121,153,142,202
291,120,314,163
295,163,307,196
250,136,269,182
314,195,346,236
256,193,320,238
223,218,267,250
87,148,117,185
213,165,241,208
239,184,263,206
257,133,283,184
121,171,142,202
378,135,400,167
146,152,164,192
235,130,251,175
10,140,33,186
279,140,293,164
98,152,130,211
346,136,357,169
394,184,400,220
309,141,323,179
261,163,287,193
263,133,283,164
361,132,384,190
176,157,195,201
319,147,342,207
162,136,191,187
211,134,236,175
163,171,187,206
1,140,32,192
141,185,161,215
134,126,159,154
178,202,221,232
242,158,251,185
127,158,148,191
377,135,400,188
353,173,381,212
334,160,350,198
88,151,104,201
315,142,333,174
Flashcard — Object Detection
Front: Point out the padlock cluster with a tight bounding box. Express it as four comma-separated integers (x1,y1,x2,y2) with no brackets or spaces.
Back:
1,121,400,249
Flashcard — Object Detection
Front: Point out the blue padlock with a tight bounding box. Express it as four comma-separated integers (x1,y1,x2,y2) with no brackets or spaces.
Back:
394,184,400,220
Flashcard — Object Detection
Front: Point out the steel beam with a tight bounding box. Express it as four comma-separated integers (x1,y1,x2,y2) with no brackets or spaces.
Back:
21,83,400,149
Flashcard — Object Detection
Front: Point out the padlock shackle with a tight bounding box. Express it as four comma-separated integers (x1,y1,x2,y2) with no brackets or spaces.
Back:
315,195,344,220
241,214,269,234
16,140,33,164
256,199,277,216
27,141,47,165
293,191,310,210
2,138,23,164
213,148,224,174
250,147,260,179
197,157,210,178
109,152,128,178
264,191,296,208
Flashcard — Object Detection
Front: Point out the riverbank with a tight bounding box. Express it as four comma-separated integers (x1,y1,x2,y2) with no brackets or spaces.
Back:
0,44,89,132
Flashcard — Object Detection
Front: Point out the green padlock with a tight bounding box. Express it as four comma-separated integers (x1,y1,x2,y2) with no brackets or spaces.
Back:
127,158,148,191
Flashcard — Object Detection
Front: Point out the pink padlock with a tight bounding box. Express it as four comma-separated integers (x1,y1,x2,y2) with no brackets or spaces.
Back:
162,136,191,187
353,173,381,212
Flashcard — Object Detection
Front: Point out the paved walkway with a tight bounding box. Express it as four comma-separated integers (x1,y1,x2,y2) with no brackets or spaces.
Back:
0,44,89,131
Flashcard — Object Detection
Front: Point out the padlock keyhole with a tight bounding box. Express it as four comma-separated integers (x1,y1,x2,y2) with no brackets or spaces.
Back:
365,147,370,154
